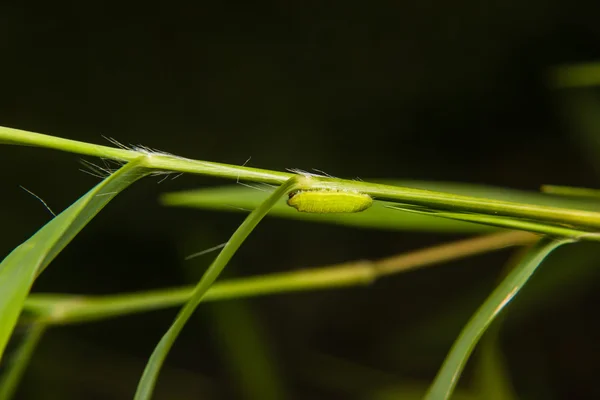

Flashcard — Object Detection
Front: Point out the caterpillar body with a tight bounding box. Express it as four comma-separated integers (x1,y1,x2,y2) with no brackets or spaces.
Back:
287,189,373,214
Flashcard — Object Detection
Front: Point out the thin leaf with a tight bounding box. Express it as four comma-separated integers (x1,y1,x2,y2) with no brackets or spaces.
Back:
387,204,600,240
134,177,302,399
160,185,498,233
0,158,150,360
160,182,600,233
424,237,571,400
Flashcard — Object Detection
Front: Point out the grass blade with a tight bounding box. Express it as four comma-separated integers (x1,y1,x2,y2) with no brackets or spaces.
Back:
134,177,302,400
424,237,571,400
0,323,47,400
160,185,499,233
387,204,600,240
0,158,150,360
161,183,600,233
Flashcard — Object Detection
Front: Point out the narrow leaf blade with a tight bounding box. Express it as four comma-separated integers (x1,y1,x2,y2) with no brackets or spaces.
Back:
0,158,149,359
425,237,571,400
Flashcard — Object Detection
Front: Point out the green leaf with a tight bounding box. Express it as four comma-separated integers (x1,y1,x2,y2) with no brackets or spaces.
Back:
0,158,150,360
424,237,571,400
134,177,301,400
387,204,600,240
159,185,500,233
160,181,600,233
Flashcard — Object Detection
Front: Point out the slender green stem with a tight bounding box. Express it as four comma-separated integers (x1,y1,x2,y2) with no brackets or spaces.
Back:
424,237,571,400
0,125,291,184
3,125,600,231
23,231,537,325
133,176,304,400
387,205,600,240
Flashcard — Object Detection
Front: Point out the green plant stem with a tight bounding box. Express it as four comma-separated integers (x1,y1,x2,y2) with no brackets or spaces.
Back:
24,231,537,325
3,125,600,231
133,176,304,400
0,125,290,184
387,205,600,240
0,323,47,400
424,237,571,400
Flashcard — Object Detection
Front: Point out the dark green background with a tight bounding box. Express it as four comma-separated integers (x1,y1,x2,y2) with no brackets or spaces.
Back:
1,2,600,399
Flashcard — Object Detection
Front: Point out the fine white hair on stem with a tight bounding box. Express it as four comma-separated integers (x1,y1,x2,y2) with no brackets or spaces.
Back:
286,168,313,177
156,173,171,184
226,205,253,212
102,135,194,161
256,182,276,190
311,168,337,178
79,158,124,179
237,181,271,192
185,242,228,261
101,135,129,150
237,156,252,184
286,167,335,179
79,168,106,179
19,185,56,217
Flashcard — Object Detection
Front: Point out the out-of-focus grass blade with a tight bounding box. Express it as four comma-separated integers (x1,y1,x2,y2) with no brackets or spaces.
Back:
160,182,600,233
555,89,600,177
385,241,600,379
424,237,570,400
473,324,517,400
209,301,287,400
541,184,600,199
160,185,495,233
549,62,600,89
372,382,478,400
0,158,149,360
0,323,47,400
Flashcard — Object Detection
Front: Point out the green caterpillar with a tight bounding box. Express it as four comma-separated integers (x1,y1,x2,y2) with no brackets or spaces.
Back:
287,189,373,214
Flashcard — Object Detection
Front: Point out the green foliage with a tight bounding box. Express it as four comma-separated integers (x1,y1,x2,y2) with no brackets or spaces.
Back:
425,238,570,399
0,158,150,359
0,125,597,399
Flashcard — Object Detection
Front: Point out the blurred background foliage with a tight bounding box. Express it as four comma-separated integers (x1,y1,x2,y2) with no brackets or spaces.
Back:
1,1,600,399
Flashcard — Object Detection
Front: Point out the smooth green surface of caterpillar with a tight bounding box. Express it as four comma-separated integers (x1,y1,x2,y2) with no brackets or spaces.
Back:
287,190,373,213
